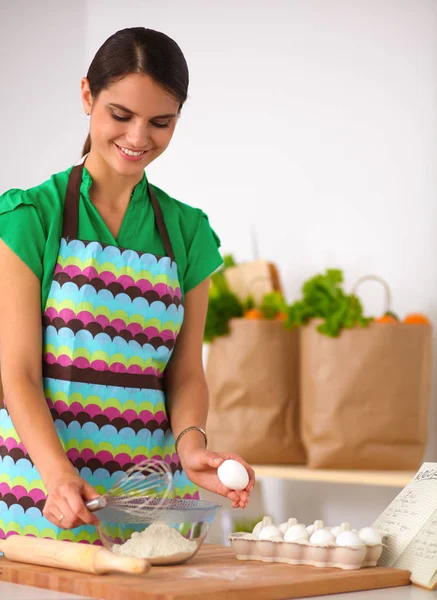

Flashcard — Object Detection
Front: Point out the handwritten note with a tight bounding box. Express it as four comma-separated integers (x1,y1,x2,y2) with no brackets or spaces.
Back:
394,517,437,587
373,463,437,588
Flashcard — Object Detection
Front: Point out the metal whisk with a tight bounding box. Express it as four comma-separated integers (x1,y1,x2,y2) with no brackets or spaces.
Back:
85,458,173,517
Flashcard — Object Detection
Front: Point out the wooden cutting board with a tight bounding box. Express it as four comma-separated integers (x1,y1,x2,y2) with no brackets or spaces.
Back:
0,544,410,600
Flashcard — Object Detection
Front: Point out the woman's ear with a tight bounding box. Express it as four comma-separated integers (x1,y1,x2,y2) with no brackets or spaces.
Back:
80,77,93,115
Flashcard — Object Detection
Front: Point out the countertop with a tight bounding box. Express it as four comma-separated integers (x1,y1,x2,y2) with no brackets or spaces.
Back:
0,581,436,600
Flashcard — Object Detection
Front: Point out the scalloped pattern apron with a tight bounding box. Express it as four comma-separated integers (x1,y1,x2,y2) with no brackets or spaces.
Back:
0,163,198,543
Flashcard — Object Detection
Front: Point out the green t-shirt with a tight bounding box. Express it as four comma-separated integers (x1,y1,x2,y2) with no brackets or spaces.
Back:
0,165,223,309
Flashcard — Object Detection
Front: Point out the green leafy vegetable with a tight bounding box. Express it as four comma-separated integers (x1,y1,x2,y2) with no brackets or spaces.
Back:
204,254,243,342
260,291,287,319
286,268,372,337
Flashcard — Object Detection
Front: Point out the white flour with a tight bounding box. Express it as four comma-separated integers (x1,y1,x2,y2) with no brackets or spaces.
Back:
183,568,248,580
111,522,198,558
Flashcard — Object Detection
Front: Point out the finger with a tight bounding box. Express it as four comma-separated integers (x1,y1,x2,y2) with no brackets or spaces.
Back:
65,485,99,526
82,482,101,525
238,495,249,509
226,490,238,503
200,452,224,469
211,478,236,500
228,490,241,505
246,466,256,491
42,497,69,529
54,498,78,530
239,490,249,505
42,501,58,527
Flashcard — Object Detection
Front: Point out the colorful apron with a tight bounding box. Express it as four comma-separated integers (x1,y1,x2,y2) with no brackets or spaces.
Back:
0,163,198,543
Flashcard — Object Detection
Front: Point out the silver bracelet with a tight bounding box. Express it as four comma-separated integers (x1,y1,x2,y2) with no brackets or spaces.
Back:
175,426,208,454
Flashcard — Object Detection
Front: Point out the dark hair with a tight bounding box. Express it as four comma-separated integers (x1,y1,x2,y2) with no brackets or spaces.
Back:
82,27,189,156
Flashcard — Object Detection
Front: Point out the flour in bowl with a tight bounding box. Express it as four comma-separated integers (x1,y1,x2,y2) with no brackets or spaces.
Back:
111,522,198,558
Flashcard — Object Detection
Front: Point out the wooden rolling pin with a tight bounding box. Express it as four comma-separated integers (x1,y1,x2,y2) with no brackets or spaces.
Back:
0,536,150,575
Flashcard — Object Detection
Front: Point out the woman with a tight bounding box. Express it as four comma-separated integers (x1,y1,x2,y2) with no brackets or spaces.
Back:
0,27,254,544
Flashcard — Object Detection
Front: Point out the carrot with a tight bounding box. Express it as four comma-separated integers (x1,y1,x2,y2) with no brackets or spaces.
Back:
244,308,264,320
403,313,431,325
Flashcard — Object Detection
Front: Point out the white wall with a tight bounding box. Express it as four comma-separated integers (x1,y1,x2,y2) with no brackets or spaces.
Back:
0,0,88,188
1,0,436,537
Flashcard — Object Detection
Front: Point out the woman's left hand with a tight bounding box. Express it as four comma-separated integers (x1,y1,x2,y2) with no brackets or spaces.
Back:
180,449,255,509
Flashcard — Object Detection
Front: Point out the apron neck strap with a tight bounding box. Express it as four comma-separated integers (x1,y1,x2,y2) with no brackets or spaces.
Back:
148,184,175,262
62,164,176,262
62,163,83,240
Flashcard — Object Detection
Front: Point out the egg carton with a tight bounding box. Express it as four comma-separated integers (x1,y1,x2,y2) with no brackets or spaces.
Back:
229,518,384,570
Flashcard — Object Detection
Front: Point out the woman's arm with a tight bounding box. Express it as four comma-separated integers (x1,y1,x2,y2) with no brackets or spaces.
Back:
165,278,255,508
0,240,99,528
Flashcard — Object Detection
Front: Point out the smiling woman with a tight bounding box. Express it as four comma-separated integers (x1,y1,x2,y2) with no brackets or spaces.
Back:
0,27,255,545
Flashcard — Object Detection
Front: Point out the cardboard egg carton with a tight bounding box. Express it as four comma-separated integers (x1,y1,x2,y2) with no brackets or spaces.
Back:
229,518,384,571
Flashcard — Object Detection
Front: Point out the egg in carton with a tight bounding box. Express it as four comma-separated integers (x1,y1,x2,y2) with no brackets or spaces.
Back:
229,517,385,570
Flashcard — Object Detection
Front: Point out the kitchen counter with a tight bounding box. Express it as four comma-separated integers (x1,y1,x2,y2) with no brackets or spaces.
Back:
0,581,436,600
0,543,434,600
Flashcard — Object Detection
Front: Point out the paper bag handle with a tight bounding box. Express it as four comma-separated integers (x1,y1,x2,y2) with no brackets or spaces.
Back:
351,275,392,314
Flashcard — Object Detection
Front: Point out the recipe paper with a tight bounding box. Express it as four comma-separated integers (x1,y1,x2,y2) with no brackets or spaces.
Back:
373,462,437,588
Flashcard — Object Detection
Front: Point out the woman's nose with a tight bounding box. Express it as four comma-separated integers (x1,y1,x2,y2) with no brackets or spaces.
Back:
126,123,149,149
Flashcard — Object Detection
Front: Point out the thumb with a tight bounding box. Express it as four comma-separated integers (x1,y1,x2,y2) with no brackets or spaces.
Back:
203,452,224,469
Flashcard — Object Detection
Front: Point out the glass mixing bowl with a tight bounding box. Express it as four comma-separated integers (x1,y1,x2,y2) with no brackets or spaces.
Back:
96,498,221,565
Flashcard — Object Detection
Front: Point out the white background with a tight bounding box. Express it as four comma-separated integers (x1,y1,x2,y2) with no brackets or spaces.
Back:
1,0,436,537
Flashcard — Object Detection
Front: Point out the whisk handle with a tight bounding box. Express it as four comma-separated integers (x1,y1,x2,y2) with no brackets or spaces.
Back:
86,497,108,512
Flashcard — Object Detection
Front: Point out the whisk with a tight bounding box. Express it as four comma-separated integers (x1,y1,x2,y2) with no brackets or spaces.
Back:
96,498,222,525
85,458,173,517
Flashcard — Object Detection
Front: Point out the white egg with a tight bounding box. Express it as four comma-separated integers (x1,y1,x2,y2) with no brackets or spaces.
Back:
310,528,335,546
258,525,282,540
284,524,309,543
252,516,273,536
306,524,315,535
278,522,288,535
279,517,297,535
336,531,364,548
252,521,263,537
217,459,249,491
358,527,383,546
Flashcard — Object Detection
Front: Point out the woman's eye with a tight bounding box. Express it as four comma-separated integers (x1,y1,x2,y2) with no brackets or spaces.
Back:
151,121,171,129
112,113,131,122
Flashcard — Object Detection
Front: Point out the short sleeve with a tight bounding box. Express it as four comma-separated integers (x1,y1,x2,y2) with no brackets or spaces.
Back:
0,189,46,280
184,212,223,293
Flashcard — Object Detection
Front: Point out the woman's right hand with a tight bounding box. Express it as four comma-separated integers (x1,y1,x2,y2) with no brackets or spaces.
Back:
43,473,101,530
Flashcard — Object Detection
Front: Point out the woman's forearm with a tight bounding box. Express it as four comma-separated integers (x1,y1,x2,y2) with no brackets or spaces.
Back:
5,377,76,490
166,375,209,458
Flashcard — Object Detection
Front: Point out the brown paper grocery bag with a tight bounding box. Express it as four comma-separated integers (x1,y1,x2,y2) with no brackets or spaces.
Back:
300,320,433,470
224,260,282,304
206,318,306,464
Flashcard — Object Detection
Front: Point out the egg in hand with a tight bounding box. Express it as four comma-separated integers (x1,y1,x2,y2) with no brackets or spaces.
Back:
217,459,250,490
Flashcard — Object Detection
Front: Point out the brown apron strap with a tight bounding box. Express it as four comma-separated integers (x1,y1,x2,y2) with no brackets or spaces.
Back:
62,164,84,239
62,164,176,262
148,184,176,262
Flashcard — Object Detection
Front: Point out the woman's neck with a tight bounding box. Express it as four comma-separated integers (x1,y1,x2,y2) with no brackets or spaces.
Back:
83,150,143,208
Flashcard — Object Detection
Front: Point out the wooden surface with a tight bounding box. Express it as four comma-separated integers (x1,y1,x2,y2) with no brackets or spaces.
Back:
252,465,415,487
0,544,411,600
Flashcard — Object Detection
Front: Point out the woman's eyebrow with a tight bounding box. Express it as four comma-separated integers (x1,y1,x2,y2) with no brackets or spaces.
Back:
108,103,177,119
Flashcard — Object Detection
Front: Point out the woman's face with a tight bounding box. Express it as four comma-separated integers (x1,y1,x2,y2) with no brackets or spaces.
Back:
81,73,180,177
